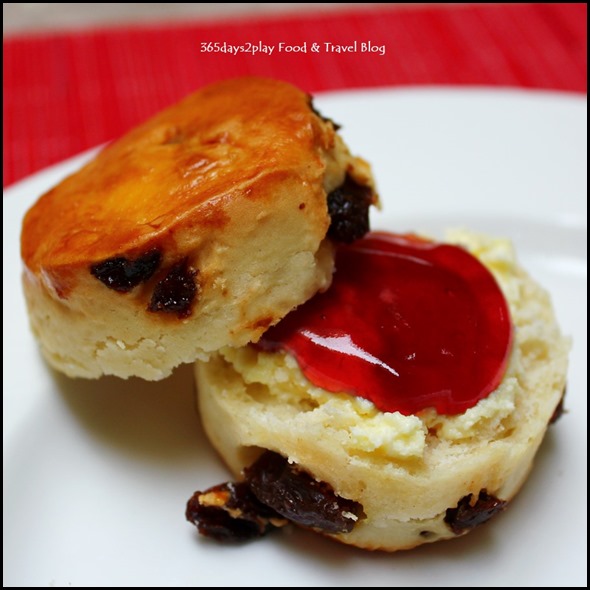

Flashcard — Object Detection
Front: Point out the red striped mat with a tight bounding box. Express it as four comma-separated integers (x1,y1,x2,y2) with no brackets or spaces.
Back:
3,3,586,187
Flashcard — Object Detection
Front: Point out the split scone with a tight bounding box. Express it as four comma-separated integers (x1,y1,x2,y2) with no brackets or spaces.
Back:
21,77,376,380
189,230,569,551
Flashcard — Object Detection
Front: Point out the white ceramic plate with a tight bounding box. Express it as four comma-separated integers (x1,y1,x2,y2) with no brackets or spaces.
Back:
3,88,587,587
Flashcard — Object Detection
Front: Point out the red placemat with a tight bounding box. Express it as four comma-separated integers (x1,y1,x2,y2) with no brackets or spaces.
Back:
3,3,587,188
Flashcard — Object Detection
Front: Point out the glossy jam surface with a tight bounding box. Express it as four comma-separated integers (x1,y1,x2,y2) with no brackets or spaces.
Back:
258,233,513,416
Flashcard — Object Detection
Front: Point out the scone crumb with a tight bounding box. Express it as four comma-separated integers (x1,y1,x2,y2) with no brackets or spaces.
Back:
198,490,230,508
342,511,359,522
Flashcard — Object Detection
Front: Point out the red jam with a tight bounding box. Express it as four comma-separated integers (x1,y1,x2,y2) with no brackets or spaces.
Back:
258,232,513,416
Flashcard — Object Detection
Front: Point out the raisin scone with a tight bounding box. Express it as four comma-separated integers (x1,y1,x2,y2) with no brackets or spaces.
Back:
21,77,376,380
191,230,569,551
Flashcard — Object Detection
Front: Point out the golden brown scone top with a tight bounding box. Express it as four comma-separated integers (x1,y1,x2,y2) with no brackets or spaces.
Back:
21,77,335,275
20,76,374,379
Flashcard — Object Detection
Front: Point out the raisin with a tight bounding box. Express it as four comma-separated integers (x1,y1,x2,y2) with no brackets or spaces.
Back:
148,259,197,318
307,97,341,130
90,249,161,293
444,490,507,535
549,387,567,424
327,174,374,243
185,482,287,542
245,450,365,534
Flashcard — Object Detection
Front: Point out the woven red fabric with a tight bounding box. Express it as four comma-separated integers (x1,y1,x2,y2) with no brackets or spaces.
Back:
3,3,586,187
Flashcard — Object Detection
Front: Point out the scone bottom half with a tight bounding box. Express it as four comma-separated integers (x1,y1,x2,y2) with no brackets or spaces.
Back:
20,77,377,380
188,231,569,552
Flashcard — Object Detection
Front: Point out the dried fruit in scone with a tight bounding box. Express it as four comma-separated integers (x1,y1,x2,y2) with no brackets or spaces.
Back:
190,231,569,551
20,77,376,380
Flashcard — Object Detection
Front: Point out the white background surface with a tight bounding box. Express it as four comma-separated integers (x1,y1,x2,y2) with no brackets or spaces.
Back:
3,88,587,587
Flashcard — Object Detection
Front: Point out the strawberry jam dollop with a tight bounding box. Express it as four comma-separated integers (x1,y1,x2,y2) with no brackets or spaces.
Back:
258,232,513,416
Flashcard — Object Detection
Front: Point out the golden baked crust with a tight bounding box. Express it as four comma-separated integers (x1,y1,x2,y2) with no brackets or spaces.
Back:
194,232,569,551
20,77,375,379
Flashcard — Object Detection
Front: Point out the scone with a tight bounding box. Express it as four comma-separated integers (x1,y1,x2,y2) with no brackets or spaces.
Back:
20,77,376,380
189,230,569,551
